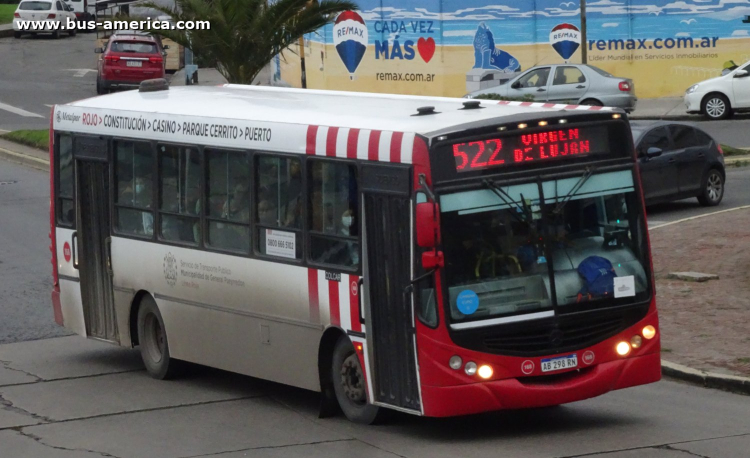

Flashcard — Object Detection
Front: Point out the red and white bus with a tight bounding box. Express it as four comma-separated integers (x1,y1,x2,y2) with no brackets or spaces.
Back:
49,84,660,423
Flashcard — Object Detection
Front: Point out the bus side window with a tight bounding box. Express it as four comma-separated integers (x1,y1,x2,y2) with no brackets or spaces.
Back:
57,135,75,226
307,160,359,270
113,141,154,237
158,144,201,245
255,154,302,259
206,149,251,252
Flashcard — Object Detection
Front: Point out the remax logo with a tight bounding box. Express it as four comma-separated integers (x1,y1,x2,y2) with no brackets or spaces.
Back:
550,23,581,61
334,11,368,78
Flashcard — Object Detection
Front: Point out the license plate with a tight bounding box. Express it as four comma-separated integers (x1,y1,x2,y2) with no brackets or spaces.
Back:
126,61,142,67
541,354,578,372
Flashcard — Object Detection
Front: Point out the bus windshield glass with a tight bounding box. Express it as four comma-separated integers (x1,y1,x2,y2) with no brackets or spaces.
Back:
439,169,649,326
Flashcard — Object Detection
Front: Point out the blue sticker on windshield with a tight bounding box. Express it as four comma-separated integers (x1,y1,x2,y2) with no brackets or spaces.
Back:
457,290,479,315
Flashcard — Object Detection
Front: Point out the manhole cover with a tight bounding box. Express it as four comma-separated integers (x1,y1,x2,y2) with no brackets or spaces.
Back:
0,181,17,185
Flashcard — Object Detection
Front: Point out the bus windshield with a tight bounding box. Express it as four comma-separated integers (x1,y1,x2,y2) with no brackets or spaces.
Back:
439,169,649,327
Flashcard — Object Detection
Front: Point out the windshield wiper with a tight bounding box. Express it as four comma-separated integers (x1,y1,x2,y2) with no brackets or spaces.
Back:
553,166,596,215
482,179,530,225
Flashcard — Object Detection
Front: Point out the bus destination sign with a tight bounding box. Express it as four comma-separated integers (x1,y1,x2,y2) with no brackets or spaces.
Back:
453,126,609,173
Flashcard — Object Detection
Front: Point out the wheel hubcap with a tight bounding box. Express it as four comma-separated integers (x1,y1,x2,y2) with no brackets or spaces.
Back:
144,313,164,363
340,353,366,405
706,99,725,118
707,173,722,202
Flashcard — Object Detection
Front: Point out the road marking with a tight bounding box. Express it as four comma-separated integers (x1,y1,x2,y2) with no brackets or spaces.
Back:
0,102,44,118
44,104,53,108
650,205,750,230
65,69,96,78
0,129,9,134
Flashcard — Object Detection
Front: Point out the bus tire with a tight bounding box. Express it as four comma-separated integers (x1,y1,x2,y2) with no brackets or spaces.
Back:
137,296,182,380
331,336,383,424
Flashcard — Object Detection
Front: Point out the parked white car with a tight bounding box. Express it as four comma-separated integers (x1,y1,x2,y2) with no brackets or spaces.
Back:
13,0,77,39
684,59,750,120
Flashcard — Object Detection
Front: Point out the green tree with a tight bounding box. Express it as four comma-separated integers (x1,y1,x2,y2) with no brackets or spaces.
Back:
143,0,357,84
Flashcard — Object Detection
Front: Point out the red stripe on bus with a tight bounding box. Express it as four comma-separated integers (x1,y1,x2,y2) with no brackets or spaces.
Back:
329,280,340,326
543,103,556,108
497,101,510,105
390,131,404,163
349,275,361,333
588,106,603,110
347,128,359,159
368,130,381,161
306,125,318,155
565,105,578,110
520,102,533,107
308,269,320,324
326,126,339,157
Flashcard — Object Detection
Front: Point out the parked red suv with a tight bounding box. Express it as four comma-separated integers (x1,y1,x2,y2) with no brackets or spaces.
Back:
96,34,166,94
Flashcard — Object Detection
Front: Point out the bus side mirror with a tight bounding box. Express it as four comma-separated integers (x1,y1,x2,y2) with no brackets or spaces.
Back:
422,251,444,269
416,202,440,248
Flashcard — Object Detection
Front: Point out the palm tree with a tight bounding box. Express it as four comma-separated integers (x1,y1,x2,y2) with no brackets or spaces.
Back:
142,0,357,84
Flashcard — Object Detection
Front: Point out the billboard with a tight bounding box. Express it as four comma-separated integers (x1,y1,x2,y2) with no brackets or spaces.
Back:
274,0,750,99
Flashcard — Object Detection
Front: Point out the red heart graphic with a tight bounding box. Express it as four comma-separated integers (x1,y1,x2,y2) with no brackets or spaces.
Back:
417,37,435,63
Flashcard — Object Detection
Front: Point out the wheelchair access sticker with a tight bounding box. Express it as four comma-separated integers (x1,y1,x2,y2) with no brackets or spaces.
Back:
456,290,479,315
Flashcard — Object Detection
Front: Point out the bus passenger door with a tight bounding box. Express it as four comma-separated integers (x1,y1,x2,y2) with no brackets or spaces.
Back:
74,137,118,342
361,164,421,413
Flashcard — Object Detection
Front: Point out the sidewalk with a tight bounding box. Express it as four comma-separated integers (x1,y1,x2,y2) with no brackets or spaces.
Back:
650,207,750,384
0,23,13,39
630,97,689,119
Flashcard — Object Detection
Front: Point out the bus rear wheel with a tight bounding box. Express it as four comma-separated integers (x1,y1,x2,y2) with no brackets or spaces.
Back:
137,296,182,380
331,336,383,424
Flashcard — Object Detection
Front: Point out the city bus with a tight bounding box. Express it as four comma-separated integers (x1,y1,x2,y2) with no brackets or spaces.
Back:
49,83,660,423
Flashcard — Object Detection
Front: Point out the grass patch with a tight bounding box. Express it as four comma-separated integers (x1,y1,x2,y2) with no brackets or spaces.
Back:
721,144,749,156
1,129,49,150
0,4,16,25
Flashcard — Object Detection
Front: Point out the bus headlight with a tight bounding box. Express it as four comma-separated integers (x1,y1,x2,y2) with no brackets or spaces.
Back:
449,356,462,370
642,325,656,340
616,341,631,356
478,365,493,379
465,361,478,376
630,335,642,349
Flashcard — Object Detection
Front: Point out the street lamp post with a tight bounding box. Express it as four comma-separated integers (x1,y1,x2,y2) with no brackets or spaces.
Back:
581,0,587,64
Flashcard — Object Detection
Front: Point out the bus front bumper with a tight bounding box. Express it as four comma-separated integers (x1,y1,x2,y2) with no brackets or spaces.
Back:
420,351,661,417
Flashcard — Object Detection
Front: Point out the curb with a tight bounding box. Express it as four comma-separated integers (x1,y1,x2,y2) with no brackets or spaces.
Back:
0,146,49,171
0,28,14,39
662,360,750,395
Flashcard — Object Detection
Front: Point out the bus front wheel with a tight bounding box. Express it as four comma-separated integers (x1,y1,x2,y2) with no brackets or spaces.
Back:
137,296,182,380
331,336,383,424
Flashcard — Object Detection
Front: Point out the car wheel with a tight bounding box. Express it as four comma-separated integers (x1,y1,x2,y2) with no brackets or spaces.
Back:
702,94,730,120
137,295,183,380
52,30,60,39
331,336,384,424
69,28,76,37
13,32,21,39
580,98,603,107
96,77,106,95
697,169,724,206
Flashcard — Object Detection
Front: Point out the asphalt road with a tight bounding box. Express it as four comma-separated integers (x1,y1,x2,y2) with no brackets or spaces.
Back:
0,32,97,133
0,335,749,457
0,161,72,344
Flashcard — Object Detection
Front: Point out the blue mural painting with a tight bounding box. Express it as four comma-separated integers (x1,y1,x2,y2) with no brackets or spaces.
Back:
472,23,521,72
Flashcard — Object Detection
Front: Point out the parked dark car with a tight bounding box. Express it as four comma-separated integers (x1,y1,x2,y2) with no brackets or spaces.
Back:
631,121,725,206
